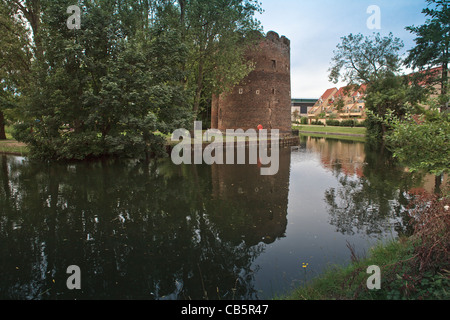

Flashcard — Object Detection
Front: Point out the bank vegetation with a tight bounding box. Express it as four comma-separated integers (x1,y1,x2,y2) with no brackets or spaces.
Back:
283,190,449,300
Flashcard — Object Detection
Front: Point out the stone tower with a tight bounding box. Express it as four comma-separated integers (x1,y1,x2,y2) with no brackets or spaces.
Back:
211,31,291,134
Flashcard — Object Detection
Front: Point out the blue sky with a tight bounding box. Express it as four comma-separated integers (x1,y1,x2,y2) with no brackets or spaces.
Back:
256,0,430,98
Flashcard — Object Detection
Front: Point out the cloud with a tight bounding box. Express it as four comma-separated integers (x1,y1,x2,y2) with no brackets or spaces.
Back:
257,0,429,98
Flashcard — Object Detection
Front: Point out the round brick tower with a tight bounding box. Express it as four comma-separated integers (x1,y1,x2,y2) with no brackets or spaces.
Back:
211,31,291,134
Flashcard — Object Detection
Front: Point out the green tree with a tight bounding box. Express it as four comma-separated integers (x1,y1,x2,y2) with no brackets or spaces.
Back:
329,32,404,85
329,32,429,139
7,0,264,160
334,97,345,113
364,73,430,139
0,0,32,139
7,0,43,60
13,0,191,161
385,112,449,194
405,0,450,113
178,0,263,120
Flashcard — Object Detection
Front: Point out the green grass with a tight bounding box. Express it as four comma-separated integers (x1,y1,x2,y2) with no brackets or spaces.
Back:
299,132,366,143
0,127,29,155
0,139,29,155
293,125,367,136
280,239,411,300
280,236,450,300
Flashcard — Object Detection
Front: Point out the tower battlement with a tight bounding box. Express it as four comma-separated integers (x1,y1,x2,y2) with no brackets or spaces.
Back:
266,31,290,51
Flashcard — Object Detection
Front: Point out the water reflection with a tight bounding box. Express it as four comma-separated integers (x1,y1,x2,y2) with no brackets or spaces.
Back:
0,150,291,300
0,139,436,300
210,148,291,245
302,137,429,237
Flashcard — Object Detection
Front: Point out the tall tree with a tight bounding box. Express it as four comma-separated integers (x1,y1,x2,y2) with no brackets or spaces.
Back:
405,0,450,113
329,32,404,85
7,0,43,61
179,0,263,120
13,0,191,161
364,73,430,138
0,0,32,140
7,0,264,159
328,32,424,139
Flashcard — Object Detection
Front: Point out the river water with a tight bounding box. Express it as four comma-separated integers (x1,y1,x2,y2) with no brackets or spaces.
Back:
0,136,434,300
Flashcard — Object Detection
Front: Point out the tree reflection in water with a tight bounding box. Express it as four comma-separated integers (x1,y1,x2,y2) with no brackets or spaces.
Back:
303,137,427,238
0,138,437,300
0,149,291,300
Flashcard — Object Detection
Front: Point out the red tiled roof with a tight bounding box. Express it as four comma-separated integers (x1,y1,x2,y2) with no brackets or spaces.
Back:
335,85,359,99
335,87,346,98
406,66,445,86
320,88,337,100
352,84,367,96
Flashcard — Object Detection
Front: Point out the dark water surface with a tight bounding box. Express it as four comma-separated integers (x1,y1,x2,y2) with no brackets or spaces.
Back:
0,137,432,300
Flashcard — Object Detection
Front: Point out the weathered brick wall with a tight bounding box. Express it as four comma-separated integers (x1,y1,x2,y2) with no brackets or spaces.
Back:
212,31,292,133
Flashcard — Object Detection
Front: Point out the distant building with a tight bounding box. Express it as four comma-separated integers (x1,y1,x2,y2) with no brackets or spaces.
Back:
306,66,450,125
307,87,338,122
307,85,367,124
291,98,317,120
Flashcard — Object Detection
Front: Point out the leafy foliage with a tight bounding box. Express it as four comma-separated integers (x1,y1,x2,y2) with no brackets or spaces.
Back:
364,73,430,139
327,32,429,140
385,112,450,176
180,0,263,119
329,32,404,85
3,0,262,161
405,0,450,112
381,192,450,300
0,0,32,139
11,0,190,161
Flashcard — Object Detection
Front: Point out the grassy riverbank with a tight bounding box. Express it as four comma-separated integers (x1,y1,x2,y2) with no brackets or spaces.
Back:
293,125,367,142
292,125,367,142
0,128,28,156
293,125,367,136
299,132,366,142
281,194,450,300
0,139,28,156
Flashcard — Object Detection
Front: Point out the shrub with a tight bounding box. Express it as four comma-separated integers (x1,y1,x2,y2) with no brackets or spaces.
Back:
326,119,340,126
408,192,449,273
380,192,450,300
355,120,367,127
340,119,357,127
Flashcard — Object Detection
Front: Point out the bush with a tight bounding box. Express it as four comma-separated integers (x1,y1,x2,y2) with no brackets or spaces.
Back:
408,192,449,273
379,192,450,300
355,120,367,127
340,119,357,127
301,117,309,125
385,115,450,176
326,119,340,126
